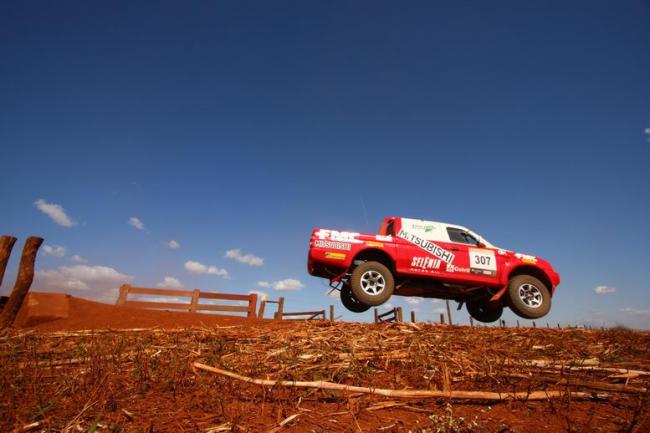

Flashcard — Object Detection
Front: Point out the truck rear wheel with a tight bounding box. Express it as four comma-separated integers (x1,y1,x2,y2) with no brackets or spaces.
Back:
340,284,371,313
466,300,503,323
350,261,394,306
507,275,551,319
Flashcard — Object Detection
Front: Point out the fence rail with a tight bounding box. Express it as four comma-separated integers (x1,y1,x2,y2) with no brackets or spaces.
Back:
375,306,403,323
116,284,257,319
259,296,333,321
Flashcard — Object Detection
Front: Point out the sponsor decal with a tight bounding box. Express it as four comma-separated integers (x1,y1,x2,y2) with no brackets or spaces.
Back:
412,224,436,233
469,248,497,276
410,256,442,271
314,229,362,244
376,235,393,242
325,252,347,260
515,253,538,264
446,264,470,273
398,229,455,264
366,241,384,247
314,240,352,251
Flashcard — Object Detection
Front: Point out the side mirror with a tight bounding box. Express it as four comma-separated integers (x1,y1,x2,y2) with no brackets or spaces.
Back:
477,241,486,248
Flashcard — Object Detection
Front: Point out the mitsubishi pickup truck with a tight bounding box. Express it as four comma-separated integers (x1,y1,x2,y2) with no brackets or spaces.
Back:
307,217,560,322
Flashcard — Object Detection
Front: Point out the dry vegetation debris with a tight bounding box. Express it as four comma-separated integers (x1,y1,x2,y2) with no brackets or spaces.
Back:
1,322,649,432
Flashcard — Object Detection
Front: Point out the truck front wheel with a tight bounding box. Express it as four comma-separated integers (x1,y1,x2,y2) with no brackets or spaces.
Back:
340,284,371,313
350,261,394,306
507,275,551,319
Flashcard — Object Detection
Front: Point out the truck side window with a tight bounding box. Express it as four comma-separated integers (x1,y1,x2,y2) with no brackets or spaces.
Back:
447,228,479,246
386,221,395,236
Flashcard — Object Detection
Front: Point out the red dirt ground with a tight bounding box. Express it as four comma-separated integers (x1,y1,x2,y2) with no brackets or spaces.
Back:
2,293,649,433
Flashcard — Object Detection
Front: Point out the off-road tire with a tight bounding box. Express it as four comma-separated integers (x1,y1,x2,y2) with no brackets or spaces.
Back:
350,261,395,306
466,300,503,323
340,284,371,313
507,275,551,319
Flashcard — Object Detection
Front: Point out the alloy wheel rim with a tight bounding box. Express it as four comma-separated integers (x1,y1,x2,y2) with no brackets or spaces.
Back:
518,283,543,308
360,270,386,296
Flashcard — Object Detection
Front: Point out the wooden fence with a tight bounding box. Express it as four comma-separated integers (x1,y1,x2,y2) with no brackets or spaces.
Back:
116,285,258,319
374,306,403,323
260,296,333,321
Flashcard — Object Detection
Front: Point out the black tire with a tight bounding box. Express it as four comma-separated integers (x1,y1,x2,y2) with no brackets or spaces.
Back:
507,275,551,319
340,284,371,313
349,261,394,306
466,300,503,323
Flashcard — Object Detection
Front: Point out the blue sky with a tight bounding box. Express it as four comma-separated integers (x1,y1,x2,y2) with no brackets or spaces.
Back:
1,1,649,327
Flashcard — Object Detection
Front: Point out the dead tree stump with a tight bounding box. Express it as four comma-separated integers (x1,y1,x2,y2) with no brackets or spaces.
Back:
0,236,43,328
0,236,18,288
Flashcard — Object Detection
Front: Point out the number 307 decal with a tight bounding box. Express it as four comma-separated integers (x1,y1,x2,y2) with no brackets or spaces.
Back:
468,248,497,276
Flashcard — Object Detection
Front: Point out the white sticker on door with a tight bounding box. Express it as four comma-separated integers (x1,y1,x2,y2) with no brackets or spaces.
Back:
469,248,497,276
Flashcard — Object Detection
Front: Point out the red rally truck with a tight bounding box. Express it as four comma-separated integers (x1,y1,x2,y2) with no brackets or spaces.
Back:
307,216,560,323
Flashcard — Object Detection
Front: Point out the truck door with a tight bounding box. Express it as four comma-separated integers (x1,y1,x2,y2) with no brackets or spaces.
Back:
441,227,499,285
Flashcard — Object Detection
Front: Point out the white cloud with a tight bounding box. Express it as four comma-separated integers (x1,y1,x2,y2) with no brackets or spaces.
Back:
594,286,617,294
167,240,180,249
273,278,305,291
184,260,229,278
620,307,650,316
35,265,131,292
225,249,264,266
34,199,76,227
248,290,268,301
382,303,394,310
128,217,144,230
156,276,183,289
433,307,446,314
406,297,422,305
70,254,87,263
431,299,443,304
328,290,340,298
42,244,66,258
258,281,271,288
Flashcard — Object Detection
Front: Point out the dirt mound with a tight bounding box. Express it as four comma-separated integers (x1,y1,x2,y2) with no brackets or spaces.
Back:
14,292,253,331
2,322,649,432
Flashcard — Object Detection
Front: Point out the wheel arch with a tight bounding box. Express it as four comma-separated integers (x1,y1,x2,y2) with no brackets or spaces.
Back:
352,248,396,273
507,265,554,296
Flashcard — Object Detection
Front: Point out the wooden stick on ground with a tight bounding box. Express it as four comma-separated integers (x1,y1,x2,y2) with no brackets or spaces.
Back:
0,236,43,329
193,362,608,401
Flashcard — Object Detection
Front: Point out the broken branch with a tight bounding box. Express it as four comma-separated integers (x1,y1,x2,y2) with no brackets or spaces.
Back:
193,362,607,401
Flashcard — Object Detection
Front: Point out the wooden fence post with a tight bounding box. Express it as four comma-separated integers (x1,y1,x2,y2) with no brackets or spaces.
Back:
258,300,266,320
440,313,445,325
469,317,474,327
274,297,285,320
374,308,379,323
189,289,200,312
117,284,130,306
0,236,43,329
445,300,453,325
411,310,416,323
396,307,403,322
532,321,537,328
247,293,258,319
329,305,334,322
0,236,18,288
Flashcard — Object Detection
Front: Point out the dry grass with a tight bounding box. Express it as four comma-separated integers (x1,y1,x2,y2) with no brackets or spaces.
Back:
1,322,649,432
